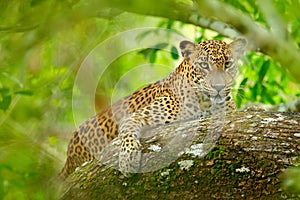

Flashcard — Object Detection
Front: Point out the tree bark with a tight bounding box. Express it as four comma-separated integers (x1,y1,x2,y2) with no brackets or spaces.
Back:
59,111,300,200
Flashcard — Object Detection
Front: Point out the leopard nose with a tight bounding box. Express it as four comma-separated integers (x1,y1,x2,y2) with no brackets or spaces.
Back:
212,84,225,92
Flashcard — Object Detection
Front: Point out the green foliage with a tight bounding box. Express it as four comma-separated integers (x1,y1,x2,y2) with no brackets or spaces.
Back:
234,52,300,108
138,43,169,63
0,0,299,199
282,166,300,195
0,88,11,111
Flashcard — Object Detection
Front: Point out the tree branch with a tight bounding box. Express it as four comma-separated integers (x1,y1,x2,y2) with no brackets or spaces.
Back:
83,0,300,82
59,111,300,199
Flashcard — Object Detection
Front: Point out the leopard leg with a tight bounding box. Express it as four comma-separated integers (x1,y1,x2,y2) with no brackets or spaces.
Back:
118,115,144,176
117,94,180,176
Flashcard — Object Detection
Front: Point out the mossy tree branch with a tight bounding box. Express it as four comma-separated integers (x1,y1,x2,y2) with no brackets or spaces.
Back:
59,111,300,200
78,0,300,82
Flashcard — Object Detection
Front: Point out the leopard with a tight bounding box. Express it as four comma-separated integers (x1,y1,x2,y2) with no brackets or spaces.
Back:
60,38,247,178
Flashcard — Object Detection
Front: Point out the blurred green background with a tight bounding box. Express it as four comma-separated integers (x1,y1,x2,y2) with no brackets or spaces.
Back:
0,0,300,199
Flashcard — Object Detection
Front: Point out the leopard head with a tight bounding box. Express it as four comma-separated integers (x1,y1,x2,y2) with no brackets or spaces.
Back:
180,38,247,104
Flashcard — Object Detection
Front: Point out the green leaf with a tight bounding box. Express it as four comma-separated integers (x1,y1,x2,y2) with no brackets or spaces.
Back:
153,42,168,50
251,82,260,101
149,51,157,63
170,46,179,60
138,48,154,59
0,88,12,111
236,78,248,108
212,34,224,40
195,36,204,44
258,60,270,82
240,77,248,88
157,21,167,28
136,30,153,42
0,88,10,96
138,43,168,63
0,94,12,111
166,20,174,29
14,90,34,96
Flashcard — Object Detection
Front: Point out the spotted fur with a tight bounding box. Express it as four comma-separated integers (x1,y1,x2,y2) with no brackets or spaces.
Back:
60,39,247,177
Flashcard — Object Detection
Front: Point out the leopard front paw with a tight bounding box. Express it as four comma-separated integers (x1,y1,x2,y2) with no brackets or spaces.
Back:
119,139,142,176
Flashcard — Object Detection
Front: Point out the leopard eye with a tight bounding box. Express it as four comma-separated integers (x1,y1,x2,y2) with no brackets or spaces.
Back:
224,61,234,69
199,62,209,70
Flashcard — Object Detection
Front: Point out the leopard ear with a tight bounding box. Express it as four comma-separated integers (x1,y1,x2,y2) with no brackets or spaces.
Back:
229,38,247,59
180,40,195,61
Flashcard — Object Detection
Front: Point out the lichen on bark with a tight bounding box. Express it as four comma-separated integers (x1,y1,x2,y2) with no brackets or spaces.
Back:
59,111,300,200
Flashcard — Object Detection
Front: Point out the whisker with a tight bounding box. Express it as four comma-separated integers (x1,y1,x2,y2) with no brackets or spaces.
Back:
231,86,246,91
234,91,246,99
